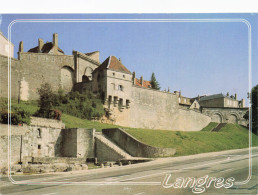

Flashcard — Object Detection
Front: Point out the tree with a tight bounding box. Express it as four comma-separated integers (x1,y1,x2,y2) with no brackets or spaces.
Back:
150,72,160,90
36,83,55,118
244,85,258,134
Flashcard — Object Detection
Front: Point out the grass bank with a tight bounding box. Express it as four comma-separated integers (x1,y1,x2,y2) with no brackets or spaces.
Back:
124,124,258,156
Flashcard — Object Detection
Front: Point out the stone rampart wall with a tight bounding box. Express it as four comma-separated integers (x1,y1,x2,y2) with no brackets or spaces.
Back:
129,86,211,131
202,107,248,126
102,128,176,158
0,53,75,100
0,54,21,99
19,53,74,99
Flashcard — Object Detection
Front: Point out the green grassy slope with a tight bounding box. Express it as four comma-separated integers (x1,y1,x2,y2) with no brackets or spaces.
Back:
124,124,258,156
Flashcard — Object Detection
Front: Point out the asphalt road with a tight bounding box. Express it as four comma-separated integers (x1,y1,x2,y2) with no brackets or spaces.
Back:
1,147,257,195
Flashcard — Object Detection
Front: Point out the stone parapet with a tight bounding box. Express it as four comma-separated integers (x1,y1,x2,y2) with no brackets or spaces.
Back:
30,117,65,129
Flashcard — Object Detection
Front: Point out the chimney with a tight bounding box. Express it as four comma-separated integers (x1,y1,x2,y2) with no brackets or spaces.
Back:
53,33,58,47
179,90,181,97
197,95,200,101
119,58,122,62
241,99,245,108
235,93,237,100
19,41,24,52
38,38,44,52
174,91,179,96
140,76,143,86
132,72,135,85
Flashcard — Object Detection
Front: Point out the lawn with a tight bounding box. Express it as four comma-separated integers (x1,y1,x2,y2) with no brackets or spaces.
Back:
124,124,258,156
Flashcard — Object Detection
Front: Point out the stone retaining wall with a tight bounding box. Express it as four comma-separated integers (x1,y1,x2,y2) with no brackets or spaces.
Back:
102,128,176,158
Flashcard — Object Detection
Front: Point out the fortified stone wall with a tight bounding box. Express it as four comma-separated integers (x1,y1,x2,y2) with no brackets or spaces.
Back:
0,126,24,169
202,107,248,126
19,52,74,99
0,53,75,100
0,118,95,170
62,128,95,158
102,128,176,157
61,129,77,157
129,86,211,131
0,54,21,99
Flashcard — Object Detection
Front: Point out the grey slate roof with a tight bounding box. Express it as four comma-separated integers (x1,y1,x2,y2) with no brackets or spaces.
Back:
199,93,226,101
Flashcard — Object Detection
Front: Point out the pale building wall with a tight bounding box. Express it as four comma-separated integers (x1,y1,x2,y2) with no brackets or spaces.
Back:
200,97,240,108
0,32,14,58
74,51,100,83
106,70,132,106
223,97,239,108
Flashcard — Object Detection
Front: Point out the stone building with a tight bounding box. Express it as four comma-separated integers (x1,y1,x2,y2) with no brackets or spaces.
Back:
198,93,245,108
0,33,248,131
0,31,14,57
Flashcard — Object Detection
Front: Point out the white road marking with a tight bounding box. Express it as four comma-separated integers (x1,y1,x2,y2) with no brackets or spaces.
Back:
134,192,145,195
118,154,251,182
41,193,56,195
219,168,233,173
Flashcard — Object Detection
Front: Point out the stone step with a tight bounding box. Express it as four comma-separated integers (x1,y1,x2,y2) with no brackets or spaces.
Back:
211,123,227,132
95,134,132,159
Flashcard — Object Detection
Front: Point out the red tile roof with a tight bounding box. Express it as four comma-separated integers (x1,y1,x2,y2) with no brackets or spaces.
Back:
93,56,131,74
28,42,64,54
135,78,152,88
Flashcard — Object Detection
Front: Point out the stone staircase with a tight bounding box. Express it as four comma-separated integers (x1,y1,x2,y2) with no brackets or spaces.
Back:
211,123,227,132
95,132,132,159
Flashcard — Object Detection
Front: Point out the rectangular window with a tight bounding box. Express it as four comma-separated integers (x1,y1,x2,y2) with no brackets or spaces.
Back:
37,128,41,138
118,85,123,91
126,99,130,107
38,145,41,149
108,96,112,103
119,98,123,106
114,96,118,104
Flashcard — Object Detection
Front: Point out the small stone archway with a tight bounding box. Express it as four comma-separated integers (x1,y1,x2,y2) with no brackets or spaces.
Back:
211,112,223,123
83,67,93,81
228,113,239,124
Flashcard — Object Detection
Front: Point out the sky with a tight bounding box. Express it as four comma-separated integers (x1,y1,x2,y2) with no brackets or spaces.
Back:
0,14,257,104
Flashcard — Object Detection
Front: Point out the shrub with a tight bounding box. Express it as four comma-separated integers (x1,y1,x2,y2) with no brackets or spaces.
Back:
36,83,104,120
1,106,31,125
49,109,62,120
